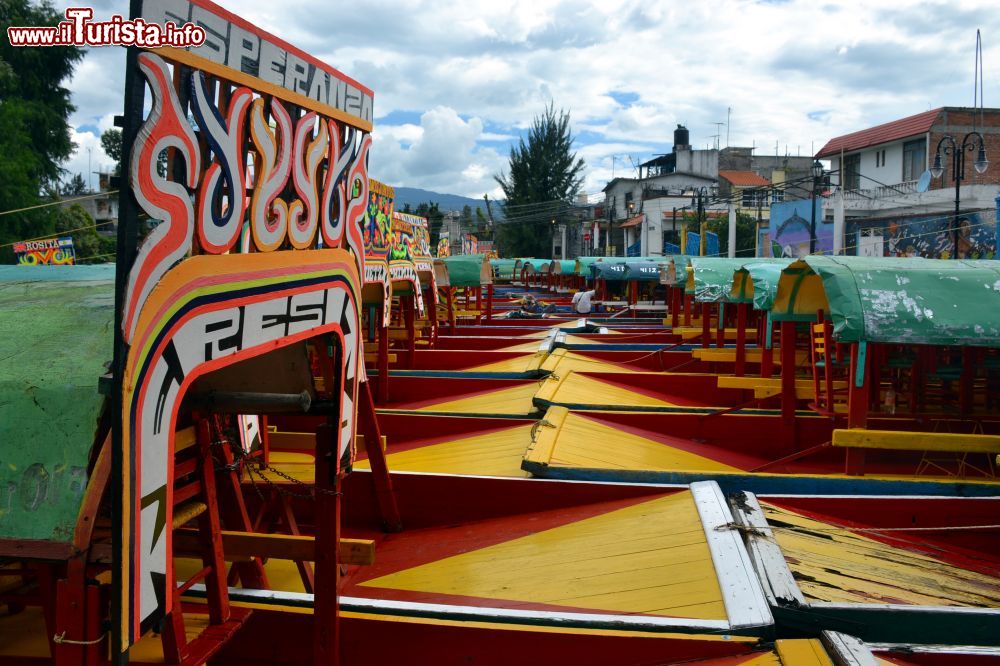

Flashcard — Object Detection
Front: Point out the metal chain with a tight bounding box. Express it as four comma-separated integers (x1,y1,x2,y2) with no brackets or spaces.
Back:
208,417,342,501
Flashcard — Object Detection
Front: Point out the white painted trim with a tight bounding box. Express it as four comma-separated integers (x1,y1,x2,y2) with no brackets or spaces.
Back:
760,493,1000,501
866,643,1000,656
191,584,732,632
729,491,806,607
820,631,878,666
813,601,1000,615
690,481,774,630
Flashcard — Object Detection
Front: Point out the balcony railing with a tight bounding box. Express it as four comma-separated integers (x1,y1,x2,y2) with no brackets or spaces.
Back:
841,180,918,201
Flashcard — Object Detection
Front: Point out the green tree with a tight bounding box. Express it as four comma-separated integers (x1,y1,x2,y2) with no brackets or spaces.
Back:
101,128,123,175
495,104,585,257
459,204,472,230
61,173,88,196
0,0,84,261
53,203,109,261
414,202,444,247
705,211,758,257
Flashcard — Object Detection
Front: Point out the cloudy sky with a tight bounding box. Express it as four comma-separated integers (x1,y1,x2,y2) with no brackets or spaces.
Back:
56,0,1000,200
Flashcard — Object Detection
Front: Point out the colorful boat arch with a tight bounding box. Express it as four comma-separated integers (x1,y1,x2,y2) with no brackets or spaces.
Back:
113,2,371,651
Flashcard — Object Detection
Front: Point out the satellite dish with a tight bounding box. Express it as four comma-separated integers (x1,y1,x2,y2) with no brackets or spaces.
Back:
916,170,932,193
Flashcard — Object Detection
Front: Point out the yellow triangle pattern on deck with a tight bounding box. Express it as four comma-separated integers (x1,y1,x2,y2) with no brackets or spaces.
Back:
361,492,728,620
415,382,539,415
539,372,677,408
355,424,533,477
547,413,740,473
467,351,545,373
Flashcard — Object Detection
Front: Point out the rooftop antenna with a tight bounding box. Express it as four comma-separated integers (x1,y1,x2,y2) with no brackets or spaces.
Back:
726,107,731,148
712,122,724,150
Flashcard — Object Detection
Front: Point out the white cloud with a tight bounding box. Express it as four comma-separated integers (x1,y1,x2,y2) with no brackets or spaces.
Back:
48,0,1000,199
372,107,507,197
62,127,114,190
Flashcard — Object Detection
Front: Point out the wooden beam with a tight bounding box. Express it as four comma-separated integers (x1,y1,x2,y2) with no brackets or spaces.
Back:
174,529,375,566
832,429,1000,454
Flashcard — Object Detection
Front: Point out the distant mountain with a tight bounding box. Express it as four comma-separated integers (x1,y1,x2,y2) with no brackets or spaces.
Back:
393,186,498,215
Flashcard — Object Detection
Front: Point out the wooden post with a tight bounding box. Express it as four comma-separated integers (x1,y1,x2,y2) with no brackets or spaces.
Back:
670,286,680,329
701,303,711,348
486,284,494,322
960,347,975,415
684,293,692,326
446,288,455,335
313,426,341,666
377,306,389,402
716,303,725,348
195,417,231,625
761,313,774,379
404,295,416,368
780,321,797,430
358,381,402,531
735,302,747,377
845,343,871,475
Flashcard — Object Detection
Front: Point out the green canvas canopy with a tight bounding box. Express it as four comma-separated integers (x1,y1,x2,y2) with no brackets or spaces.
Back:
521,259,548,274
729,259,794,310
623,261,663,282
0,265,114,543
590,262,629,281
574,256,602,276
491,258,518,280
551,260,576,275
772,256,1000,347
690,258,754,302
440,255,493,287
659,256,691,287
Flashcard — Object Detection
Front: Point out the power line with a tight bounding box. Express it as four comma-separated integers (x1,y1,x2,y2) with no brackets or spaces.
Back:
0,191,120,219
0,221,115,249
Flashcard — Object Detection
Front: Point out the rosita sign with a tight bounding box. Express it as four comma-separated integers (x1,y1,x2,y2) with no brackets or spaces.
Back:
115,0,371,651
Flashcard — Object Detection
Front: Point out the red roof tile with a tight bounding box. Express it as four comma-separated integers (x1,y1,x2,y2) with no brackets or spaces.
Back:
719,170,770,187
619,214,644,228
815,108,941,158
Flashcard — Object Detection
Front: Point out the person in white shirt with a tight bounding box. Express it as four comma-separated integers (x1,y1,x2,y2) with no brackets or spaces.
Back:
572,289,595,314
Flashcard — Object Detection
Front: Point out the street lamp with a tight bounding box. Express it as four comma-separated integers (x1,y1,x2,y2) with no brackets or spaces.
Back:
809,159,825,255
690,186,708,256
930,132,989,259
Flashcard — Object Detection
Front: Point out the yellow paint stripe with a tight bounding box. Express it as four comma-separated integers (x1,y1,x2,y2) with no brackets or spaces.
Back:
775,639,833,665
833,428,1000,453
361,492,728,620
354,424,534,477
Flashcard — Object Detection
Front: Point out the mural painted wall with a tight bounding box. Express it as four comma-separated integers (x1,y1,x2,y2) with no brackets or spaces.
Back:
463,233,479,255
850,212,996,259
13,237,75,265
769,199,827,257
437,231,451,257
